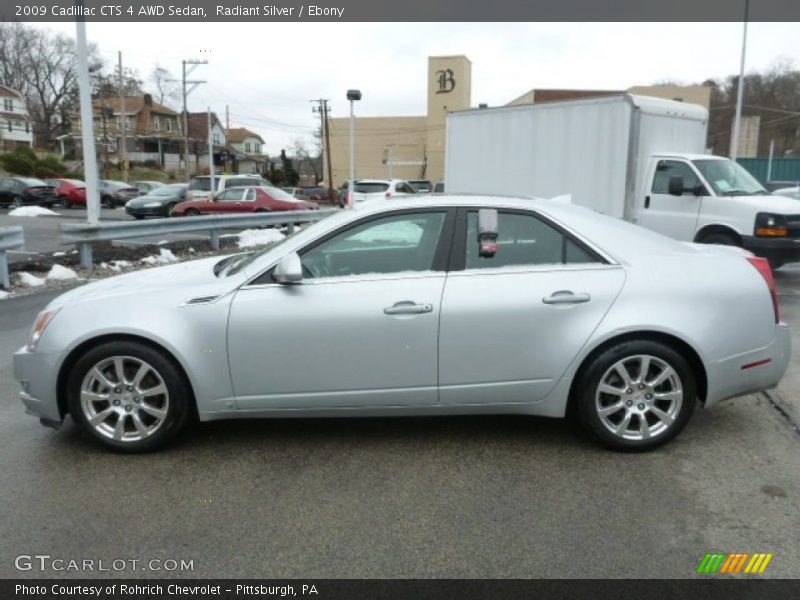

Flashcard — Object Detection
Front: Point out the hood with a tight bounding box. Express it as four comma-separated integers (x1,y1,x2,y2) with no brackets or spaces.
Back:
723,194,800,214
127,194,174,207
47,255,244,309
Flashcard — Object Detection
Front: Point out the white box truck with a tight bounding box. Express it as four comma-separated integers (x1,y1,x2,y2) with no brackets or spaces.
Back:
445,94,800,268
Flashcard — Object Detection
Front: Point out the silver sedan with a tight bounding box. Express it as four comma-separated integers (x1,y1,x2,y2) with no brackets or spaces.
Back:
14,196,791,452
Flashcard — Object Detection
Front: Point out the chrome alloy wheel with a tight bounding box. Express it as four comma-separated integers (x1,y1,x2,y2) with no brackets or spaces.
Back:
80,356,170,442
595,354,683,441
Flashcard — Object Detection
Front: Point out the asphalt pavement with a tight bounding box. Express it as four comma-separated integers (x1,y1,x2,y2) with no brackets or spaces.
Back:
0,268,798,579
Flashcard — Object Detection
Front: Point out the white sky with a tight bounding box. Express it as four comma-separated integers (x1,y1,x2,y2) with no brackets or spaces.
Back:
35,22,800,155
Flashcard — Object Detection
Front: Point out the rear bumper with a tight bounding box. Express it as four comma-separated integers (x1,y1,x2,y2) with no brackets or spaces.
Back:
705,322,791,407
741,235,800,264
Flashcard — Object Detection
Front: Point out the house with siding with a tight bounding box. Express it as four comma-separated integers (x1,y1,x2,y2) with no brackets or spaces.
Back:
0,85,33,150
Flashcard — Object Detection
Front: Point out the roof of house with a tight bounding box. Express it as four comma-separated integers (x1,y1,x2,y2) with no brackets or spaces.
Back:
186,112,225,141
228,127,264,144
92,94,178,116
0,85,23,99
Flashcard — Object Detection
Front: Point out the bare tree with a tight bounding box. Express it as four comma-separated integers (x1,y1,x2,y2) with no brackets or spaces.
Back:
292,138,322,183
150,64,180,106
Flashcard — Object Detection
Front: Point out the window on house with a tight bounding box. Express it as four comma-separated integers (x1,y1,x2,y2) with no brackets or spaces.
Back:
3,99,12,111
153,116,160,131
7,121,11,132
25,121,29,133
255,144,261,154
213,133,220,145
245,142,251,153
165,119,172,131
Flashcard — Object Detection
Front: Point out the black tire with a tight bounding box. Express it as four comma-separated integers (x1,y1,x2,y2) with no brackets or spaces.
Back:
11,196,23,208
575,339,697,452
185,208,200,216
66,340,192,453
164,202,176,217
101,195,114,209
133,215,145,220
59,196,71,209
701,232,739,247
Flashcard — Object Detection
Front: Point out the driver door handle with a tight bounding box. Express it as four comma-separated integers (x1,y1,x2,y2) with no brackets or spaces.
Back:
383,301,433,315
542,291,591,305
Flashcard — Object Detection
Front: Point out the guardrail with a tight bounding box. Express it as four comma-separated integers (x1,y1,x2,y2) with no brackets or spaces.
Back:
0,226,25,289
59,209,339,269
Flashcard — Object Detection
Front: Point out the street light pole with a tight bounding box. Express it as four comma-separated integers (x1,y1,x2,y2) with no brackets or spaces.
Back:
75,16,100,226
730,0,750,164
346,89,361,208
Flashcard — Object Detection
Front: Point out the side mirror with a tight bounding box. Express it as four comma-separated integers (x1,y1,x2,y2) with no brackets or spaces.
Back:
274,252,303,284
478,208,499,258
668,176,684,196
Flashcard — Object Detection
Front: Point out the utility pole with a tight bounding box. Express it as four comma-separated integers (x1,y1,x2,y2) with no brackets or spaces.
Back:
207,107,215,194
75,8,101,226
312,98,334,200
170,59,207,181
730,0,750,166
118,51,128,182
101,102,110,179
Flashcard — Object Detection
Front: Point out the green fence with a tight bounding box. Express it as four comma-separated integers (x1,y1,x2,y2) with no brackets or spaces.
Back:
737,157,800,185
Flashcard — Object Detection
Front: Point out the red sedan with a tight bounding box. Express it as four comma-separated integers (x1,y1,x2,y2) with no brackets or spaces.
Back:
46,179,87,208
172,186,318,216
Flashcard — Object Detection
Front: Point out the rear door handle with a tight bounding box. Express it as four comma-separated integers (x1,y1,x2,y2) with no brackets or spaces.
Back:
384,301,433,315
542,291,591,305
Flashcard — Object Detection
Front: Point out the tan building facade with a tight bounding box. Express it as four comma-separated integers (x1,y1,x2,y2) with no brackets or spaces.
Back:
326,55,710,187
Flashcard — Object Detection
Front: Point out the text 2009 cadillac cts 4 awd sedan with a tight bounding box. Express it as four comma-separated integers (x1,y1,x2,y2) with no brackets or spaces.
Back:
14,196,791,452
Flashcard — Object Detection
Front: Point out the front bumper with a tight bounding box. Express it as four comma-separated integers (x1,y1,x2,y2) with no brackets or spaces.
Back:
741,235,800,264
13,345,63,425
705,322,791,406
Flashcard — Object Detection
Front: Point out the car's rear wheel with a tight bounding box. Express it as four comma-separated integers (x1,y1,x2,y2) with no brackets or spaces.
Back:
576,340,696,451
12,196,23,208
701,231,738,247
66,341,192,452
101,195,114,208
59,196,71,209
185,208,200,216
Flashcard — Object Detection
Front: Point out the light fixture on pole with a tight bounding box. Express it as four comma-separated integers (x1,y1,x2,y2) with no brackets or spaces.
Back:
346,89,361,208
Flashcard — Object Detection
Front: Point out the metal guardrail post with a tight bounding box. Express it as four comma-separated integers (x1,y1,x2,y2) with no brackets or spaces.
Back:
287,223,295,235
0,251,9,289
209,229,220,251
0,226,25,289
79,243,93,270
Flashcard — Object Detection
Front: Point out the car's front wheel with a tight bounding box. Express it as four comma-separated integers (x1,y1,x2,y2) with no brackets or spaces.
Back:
575,340,696,451
66,341,192,452
164,202,176,217
12,195,23,208
59,196,71,209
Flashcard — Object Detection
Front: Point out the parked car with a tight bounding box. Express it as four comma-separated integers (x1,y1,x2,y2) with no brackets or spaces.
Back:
282,187,305,198
186,175,270,201
765,181,800,192
44,178,86,208
131,180,165,194
302,186,333,202
408,179,433,193
173,186,318,216
351,179,418,205
0,177,58,208
338,180,356,207
773,186,800,201
125,183,189,219
13,196,790,452
98,180,141,208
433,182,445,193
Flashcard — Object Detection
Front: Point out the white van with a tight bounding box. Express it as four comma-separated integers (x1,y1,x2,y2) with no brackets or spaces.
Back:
186,175,271,201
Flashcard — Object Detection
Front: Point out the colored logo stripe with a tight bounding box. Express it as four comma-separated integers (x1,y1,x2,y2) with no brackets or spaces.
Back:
696,552,773,574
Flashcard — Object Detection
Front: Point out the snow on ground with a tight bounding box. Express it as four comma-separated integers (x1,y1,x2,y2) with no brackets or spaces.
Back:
47,265,79,281
8,206,61,217
157,240,169,245
235,228,285,248
53,251,66,257
19,272,46,287
0,290,9,300
140,249,178,265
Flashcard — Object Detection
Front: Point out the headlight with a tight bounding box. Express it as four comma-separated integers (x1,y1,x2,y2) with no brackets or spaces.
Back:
27,308,60,351
755,213,788,237
144,202,161,208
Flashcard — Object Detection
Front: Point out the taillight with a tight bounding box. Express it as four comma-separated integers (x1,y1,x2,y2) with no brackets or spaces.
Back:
385,192,392,198
747,256,779,323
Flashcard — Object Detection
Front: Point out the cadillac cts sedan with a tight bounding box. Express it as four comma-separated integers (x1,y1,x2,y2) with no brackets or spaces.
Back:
14,196,790,452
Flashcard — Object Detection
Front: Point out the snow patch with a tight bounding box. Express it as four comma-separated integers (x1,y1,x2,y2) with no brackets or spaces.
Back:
140,249,178,264
188,247,196,253
0,290,9,300
108,260,132,272
19,272,45,287
47,264,79,281
236,228,285,248
52,251,66,257
8,206,60,217
156,240,169,245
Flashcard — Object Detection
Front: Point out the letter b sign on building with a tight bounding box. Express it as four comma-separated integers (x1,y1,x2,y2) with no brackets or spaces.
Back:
435,69,456,94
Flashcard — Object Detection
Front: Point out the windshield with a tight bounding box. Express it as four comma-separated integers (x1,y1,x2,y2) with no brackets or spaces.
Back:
151,186,183,196
188,177,211,191
20,178,47,186
263,186,296,201
693,159,767,196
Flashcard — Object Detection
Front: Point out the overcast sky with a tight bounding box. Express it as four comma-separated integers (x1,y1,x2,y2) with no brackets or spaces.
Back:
36,22,800,155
